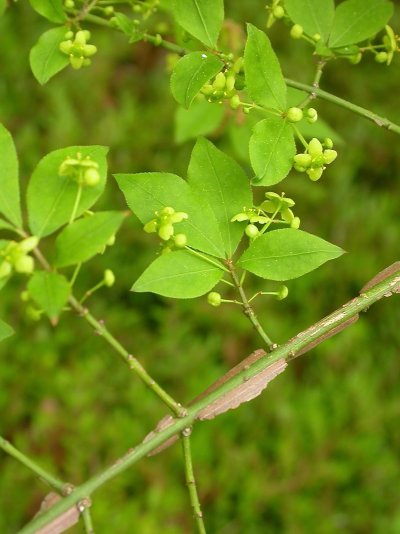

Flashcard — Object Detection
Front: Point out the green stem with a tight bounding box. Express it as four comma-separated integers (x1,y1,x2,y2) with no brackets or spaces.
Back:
0,436,67,493
82,507,95,533
291,124,308,149
18,265,400,534
285,78,400,135
298,59,326,109
69,184,83,225
80,280,105,303
70,263,82,286
226,261,274,349
185,246,229,272
181,431,207,534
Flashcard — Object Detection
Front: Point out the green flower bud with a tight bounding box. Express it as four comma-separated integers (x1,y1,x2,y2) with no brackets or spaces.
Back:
174,233,187,248
308,138,323,157
306,108,318,123
225,75,235,93
104,269,115,287
349,52,362,64
19,236,39,253
207,291,221,307
64,0,75,8
273,5,285,18
290,217,300,229
161,206,175,215
106,235,116,247
323,149,338,165
286,107,303,123
230,94,241,110
294,164,306,173
20,290,30,302
307,167,324,181
83,167,101,186
245,224,259,238
158,224,174,241
70,55,84,70
213,72,226,91
14,255,34,274
313,33,321,42
290,24,303,39
144,219,158,233
276,285,289,300
233,57,244,74
65,31,74,40
0,261,12,279
294,153,312,168
104,6,114,16
201,84,214,96
75,30,88,46
375,51,388,64
323,138,334,149
83,44,97,58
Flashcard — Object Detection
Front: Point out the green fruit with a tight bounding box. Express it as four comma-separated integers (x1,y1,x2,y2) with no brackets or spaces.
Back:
174,233,187,248
290,217,300,229
273,6,285,19
230,94,241,110
104,269,115,287
286,107,303,123
276,285,289,300
213,72,226,91
375,51,388,64
207,292,221,307
245,224,259,238
83,168,101,186
290,24,303,39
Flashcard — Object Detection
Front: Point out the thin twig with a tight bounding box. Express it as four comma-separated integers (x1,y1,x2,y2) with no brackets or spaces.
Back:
82,507,95,534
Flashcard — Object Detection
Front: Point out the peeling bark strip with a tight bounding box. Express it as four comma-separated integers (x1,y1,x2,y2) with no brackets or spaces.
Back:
197,358,287,420
33,493,80,534
360,262,400,293
287,315,359,360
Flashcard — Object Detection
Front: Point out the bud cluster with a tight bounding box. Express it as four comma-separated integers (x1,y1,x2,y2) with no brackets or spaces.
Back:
293,137,337,181
144,207,188,252
200,57,245,110
231,191,300,239
59,30,97,70
266,0,286,29
0,237,39,279
58,153,101,187
286,106,318,124
375,25,400,65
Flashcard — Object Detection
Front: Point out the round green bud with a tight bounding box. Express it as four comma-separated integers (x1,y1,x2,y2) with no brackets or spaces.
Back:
74,30,87,45
294,153,312,168
245,224,259,238
290,216,300,229
286,107,303,123
307,108,318,119
14,255,34,274
20,290,30,302
273,5,285,18
313,33,321,42
19,236,39,253
290,24,304,39
207,291,222,307
64,0,75,8
0,261,12,279
106,235,116,247
308,138,323,157
133,4,142,12
307,167,324,181
174,233,187,248
104,6,114,16
158,224,174,241
26,306,42,321
104,269,115,287
349,52,362,65
307,115,318,124
276,285,289,300
83,168,101,186
213,72,226,91
323,138,334,149
375,51,388,64
323,149,338,165
59,40,73,55
65,31,74,40
230,94,241,110
294,164,306,173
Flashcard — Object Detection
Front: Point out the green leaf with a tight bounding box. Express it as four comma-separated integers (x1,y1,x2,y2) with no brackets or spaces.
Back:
0,219,16,232
27,146,108,237
238,228,344,281
188,138,252,258
29,0,66,23
244,24,287,111
249,117,295,186
172,0,224,48
114,172,225,258
30,27,69,85
0,0,7,16
175,99,225,143
0,123,22,228
284,0,335,42
0,319,14,342
171,52,223,109
329,0,394,48
54,211,125,267
133,250,224,298
28,271,70,321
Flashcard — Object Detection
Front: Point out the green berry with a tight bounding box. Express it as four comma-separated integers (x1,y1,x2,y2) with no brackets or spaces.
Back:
313,33,321,42
375,51,388,64
104,269,115,287
290,24,303,39
207,292,222,307
287,107,303,123
306,108,318,123
14,255,34,274
273,5,285,18
83,168,101,186
307,167,324,181
349,52,362,65
230,94,241,110
0,261,12,279
64,0,75,8
104,6,114,16
294,153,312,168
323,149,338,165
245,224,259,238
308,138,323,157
174,233,187,248
276,285,289,300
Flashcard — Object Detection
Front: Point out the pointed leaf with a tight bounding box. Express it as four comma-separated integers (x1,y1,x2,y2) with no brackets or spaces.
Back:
133,250,224,298
27,146,108,237
114,172,225,258
188,138,252,258
171,52,223,108
249,117,295,186
172,0,224,48
329,0,394,48
244,24,287,111
28,271,71,321
29,0,66,23
238,228,344,281
54,211,125,267
0,319,14,342
284,0,335,43
30,27,69,85
175,99,225,143
0,124,22,228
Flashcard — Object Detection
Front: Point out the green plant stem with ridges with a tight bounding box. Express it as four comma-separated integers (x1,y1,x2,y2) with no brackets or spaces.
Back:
0,436,67,493
18,265,400,534
181,431,207,534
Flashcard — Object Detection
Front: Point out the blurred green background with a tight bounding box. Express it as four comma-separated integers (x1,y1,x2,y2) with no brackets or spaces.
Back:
0,1,399,533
